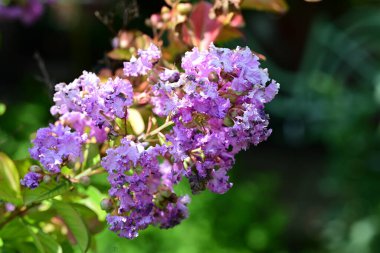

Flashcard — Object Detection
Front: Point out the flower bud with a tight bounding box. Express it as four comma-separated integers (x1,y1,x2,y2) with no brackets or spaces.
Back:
161,7,171,22
223,117,234,127
177,3,192,15
168,72,180,83
79,176,91,187
30,165,42,173
43,175,52,184
100,198,114,212
150,14,161,26
208,71,219,83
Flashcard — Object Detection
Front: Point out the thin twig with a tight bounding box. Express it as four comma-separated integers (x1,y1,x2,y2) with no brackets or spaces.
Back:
0,203,38,229
34,52,53,94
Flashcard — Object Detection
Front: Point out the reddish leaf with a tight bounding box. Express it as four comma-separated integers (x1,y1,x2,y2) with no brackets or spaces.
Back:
241,0,288,14
230,13,245,27
183,2,223,50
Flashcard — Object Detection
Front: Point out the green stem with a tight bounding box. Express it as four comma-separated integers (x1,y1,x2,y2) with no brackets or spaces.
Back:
81,143,90,172
74,166,105,180
139,120,174,141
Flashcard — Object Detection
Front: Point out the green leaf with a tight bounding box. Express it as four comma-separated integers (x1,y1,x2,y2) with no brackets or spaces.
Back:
106,48,132,60
23,180,72,205
36,230,63,253
26,226,45,253
26,207,56,223
25,223,62,253
53,200,90,253
77,186,108,220
0,153,22,205
0,218,30,240
0,103,6,116
127,108,145,135
14,158,34,177
83,143,100,169
72,203,105,234
13,242,39,253
89,173,109,191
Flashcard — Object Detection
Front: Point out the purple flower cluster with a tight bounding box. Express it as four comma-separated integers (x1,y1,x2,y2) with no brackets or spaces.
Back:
51,72,133,131
152,44,279,194
123,44,161,77
102,139,189,238
59,112,107,143
20,171,43,189
25,43,279,239
29,123,86,173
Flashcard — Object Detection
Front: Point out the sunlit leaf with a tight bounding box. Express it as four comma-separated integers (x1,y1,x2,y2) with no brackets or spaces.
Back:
77,185,108,220
81,143,100,171
52,200,90,253
0,152,22,205
14,158,34,177
23,180,72,205
0,103,6,116
241,0,288,14
128,108,145,135
107,48,132,61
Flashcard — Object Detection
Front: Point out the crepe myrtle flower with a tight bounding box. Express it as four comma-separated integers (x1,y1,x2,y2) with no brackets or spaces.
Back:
101,139,189,239
123,44,161,77
20,171,43,189
29,123,86,174
152,44,279,195
51,72,133,130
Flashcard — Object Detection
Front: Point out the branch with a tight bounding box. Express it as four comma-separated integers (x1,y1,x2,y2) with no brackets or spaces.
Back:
0,203,38,229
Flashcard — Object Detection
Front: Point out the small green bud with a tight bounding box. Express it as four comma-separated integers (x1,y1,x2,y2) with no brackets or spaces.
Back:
43,175,52,184
100,198,114,212
30,165,42,173
79,176,91,187
223,117,234,127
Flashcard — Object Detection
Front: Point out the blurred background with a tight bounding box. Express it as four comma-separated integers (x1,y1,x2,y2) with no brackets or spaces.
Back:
1,0,380,252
